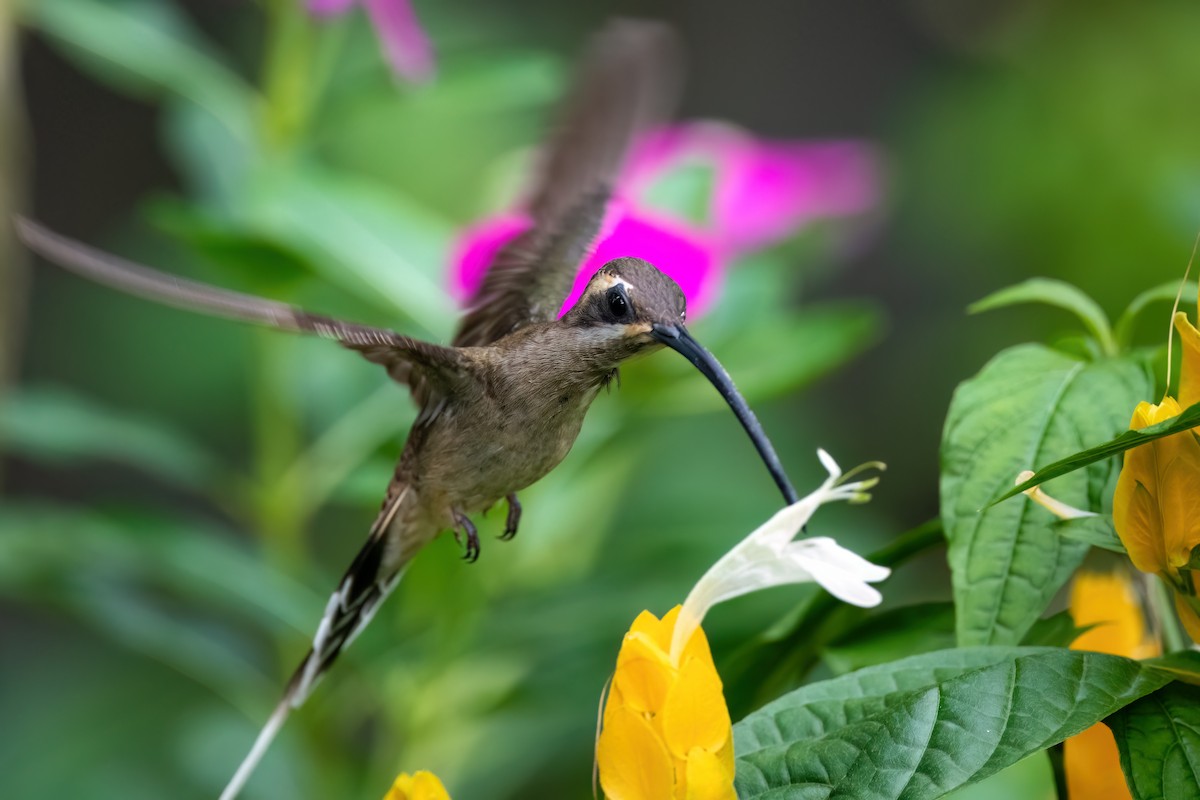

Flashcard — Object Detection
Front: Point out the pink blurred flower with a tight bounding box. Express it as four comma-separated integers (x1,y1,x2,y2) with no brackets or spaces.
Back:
308,0,434,83
452,202,720,316
451,122,880,317
626,122,879,256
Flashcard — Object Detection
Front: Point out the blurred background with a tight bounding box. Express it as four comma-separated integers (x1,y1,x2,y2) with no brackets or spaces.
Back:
3,1,1200,798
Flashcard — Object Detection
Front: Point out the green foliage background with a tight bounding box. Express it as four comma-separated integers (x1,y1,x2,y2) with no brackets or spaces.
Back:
4,1,1200,799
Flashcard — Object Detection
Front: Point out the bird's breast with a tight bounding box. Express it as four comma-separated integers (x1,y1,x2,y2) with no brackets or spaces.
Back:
411,370,605,514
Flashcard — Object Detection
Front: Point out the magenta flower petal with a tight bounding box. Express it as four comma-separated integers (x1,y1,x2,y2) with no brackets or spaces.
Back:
364,0,435,83
562,208,720,316
715,140,879,254
450,204,721,319
625,122,880,256
449,214,531,303
307,0,357,17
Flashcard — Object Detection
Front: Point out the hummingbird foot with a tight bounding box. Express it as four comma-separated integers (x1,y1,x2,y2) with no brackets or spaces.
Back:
453,510,481,563
500,493,522,541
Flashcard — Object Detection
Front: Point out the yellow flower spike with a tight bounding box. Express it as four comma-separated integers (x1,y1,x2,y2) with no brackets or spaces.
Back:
684,748,736,800
612,646,673,716
1174,309,1200,409
661,650,731,758
598,658,681,799
1064,569,1160,800
383,770,451,800
1113,396,1200,582
598,605,733,800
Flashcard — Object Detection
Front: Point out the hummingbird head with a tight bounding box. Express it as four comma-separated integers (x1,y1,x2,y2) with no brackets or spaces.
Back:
563,256,799,505
562,256,687,340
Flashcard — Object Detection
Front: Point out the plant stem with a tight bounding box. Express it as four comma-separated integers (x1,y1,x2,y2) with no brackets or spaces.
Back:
249,331,305,568
1152,576,1189,653
260,0,314,154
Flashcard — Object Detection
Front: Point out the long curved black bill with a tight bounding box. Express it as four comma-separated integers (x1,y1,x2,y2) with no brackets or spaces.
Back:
651,323,799,504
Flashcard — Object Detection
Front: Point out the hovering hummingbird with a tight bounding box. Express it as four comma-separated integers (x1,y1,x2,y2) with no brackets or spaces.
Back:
17,19,798,799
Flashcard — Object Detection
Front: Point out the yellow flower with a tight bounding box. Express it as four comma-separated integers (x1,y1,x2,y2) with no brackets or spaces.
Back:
1063,569,1160,800
1112,311,1200,641
597,451,889,800
383,770,451,800
596,606,736,800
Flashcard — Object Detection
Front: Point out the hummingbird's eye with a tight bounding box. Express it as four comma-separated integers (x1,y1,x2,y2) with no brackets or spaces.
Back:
606,286,630,319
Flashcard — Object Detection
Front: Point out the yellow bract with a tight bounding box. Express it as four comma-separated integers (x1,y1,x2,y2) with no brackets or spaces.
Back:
1064,569,1160,800
1111,309,1200,641
383,770,451,800
597,606,735,800
1174,310,1200,409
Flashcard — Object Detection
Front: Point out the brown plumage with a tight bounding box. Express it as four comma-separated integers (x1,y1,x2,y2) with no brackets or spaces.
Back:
16,20,796,800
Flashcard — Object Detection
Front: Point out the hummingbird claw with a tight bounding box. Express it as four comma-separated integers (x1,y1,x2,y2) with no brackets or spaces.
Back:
454,510,481,563
500,493,522,541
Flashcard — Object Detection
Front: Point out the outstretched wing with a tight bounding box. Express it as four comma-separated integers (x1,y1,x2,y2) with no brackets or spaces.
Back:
16,217,471,392
453,19,680,347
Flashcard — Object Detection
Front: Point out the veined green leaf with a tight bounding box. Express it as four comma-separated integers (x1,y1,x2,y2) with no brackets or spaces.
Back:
733,647,1170,800
991,399,1200,505
941,344,1152,645
1054,514,1127,553
969,278,1116,356
1108,682,1200,800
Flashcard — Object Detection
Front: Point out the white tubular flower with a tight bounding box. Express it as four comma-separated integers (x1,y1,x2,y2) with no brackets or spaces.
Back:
1015,470,1097,521
670,450,891,665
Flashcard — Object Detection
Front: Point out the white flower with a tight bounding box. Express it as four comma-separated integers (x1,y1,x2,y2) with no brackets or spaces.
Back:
1015,469,1097,521
670,450,891,664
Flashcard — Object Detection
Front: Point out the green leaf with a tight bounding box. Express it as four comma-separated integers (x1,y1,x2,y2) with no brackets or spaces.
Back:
1108,682,1200,800
0,386,221,490
722,521,947,717
733,647,1171,800
0,503,325,709
1019,609,1086,648
1114,279,1199,349
941,344,1152,645
1055,514,1127,553
1144,652,1200,686
244,164,457,339
969,278,1116,356
991,399,1200,505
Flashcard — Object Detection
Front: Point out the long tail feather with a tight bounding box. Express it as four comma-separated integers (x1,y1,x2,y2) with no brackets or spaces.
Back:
220,486,412,799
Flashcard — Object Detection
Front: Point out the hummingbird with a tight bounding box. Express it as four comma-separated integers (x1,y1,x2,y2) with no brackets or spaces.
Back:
17,19,798,799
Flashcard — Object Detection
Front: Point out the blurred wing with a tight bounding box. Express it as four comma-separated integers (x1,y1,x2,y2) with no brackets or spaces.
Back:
16,217,472,392
453,19,681,347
